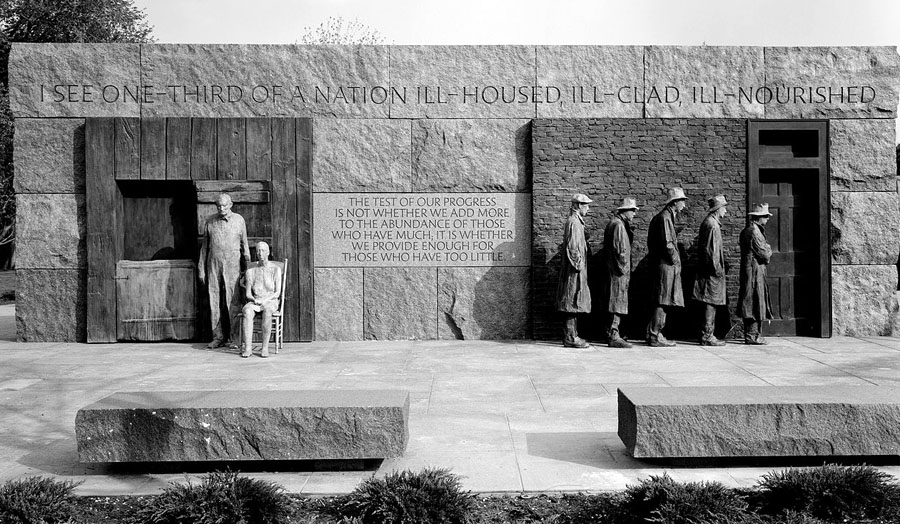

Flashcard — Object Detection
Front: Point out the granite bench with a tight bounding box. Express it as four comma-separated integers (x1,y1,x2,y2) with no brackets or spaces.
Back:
617,386,900,458
75,390,409,462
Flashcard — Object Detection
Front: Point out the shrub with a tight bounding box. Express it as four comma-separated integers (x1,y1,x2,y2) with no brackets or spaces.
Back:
0,476,81,524
134,470,292,524
753,464,900,522
621,473,760,524
339,467,474,524
556,492,621,524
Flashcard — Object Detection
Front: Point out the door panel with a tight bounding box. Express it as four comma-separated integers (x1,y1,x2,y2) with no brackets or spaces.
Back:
748,121,830,337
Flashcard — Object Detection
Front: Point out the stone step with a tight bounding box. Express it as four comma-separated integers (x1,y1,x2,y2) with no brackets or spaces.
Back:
617,386,900,458
75,389,409,462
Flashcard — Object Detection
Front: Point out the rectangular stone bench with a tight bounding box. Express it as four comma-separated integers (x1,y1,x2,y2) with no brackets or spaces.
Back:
75,390,409,462
618,386,900,458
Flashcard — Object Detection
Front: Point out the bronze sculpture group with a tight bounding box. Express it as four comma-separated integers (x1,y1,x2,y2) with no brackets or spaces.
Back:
557,188,774,348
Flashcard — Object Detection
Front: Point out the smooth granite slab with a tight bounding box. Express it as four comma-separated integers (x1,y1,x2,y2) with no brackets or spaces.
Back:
75,390,409,462
618,386,900,458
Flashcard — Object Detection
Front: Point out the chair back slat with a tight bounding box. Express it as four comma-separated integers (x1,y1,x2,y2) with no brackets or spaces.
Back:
278,259,288,316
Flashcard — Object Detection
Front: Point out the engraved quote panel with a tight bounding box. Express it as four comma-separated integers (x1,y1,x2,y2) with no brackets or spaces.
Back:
314,193,531,267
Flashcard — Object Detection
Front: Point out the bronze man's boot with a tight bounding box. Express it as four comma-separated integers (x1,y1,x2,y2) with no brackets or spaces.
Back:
700,304,726,346
563,316,590,348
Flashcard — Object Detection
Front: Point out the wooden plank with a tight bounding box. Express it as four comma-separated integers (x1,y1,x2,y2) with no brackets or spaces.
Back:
216,118,246,180
86,118,118,343
140,117,166,180
194,180,269,193
166,118,191,180
190,118,216,180
114,118,140,180
116,260,197,341
296,118,314,341
197,191,269,204
246,119,272,181
232,203,271,239
271,118,300,341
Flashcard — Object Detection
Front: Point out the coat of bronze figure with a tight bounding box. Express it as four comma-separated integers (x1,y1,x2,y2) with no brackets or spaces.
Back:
199,193,251,349
602,197,638,348
645,187,687,347
556,193,593,348
738,203,774,345
692,194,728,346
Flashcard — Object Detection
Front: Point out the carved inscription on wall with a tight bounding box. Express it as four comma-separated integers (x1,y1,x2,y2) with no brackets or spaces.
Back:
313,193,531,267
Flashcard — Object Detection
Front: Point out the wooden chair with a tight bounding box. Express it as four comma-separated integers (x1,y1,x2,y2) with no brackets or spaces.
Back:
236,259,288,353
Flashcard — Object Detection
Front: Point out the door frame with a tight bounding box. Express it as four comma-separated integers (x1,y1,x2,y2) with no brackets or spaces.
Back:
747,119,831,337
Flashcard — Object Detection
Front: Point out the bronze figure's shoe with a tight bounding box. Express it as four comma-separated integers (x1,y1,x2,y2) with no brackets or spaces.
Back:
700,336,726,347
608,336,633,348
647,335,676,347
207,338,223,349
745,336,768,345
564,336,591,349
260,348,270,358
240,346,252,358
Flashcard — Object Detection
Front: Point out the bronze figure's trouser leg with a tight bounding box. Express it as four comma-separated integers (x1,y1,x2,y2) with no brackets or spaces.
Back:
259,309,273,353
222,260,241,342
702,304,716,338
608,313,621,338
648,306,666,337
242,305,254,351
564,315,578,342
207,268,225,341
743,318,760,340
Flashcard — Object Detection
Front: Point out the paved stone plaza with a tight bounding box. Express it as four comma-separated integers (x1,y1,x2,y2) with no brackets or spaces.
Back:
1,303,899,496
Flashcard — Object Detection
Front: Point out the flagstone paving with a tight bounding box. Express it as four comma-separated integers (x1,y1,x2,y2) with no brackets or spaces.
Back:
0,305,898,496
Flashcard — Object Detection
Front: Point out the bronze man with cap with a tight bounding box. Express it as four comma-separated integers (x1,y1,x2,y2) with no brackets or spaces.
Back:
738,203,774,345
603,197,638,348
556,193,593,348
692,194,728,346
646,187,687,347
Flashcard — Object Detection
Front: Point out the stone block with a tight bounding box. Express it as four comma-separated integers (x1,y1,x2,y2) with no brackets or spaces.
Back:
389,46,536,118
830,119,898,191
14,118,85,194
832,265,900,336
313,118,412,192
16,194,85,269
411,119,532,192
363,268,436,339
438,267,531,340
536,46,644,118
645,46,765,118
831,191,900,265
140,44,390,117
315,268,363,340
16,269,85,342
618,386,900,458
75,390,409,462
764,46,900,119
9,43,141,117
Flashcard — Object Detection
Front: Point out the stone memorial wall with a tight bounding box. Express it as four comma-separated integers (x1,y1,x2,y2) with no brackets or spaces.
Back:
9,44,900,341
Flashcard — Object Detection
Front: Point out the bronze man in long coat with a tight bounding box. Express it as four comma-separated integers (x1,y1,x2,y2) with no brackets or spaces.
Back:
738,203,774,345
692,195,728,346
556,193,593,348
645,187,687,347
603,197,638,348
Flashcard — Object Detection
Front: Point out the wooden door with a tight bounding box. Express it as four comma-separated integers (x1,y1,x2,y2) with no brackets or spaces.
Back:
116,260,197,340
748,121,830,337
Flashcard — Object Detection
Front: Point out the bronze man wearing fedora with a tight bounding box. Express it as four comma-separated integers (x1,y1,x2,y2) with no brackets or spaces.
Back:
603,197,638,348
556,193,593,349
692,195,728,346
646,187,687,347
738,203,774,344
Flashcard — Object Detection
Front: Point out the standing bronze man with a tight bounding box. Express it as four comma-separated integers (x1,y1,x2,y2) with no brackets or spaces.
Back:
199,193,251,349
738,203,774,345
692,195,728,346
603,197,638,348
646,187,687,347
556,193,593,349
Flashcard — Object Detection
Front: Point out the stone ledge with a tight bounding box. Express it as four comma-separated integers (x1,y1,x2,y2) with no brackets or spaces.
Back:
75,390,410,462
618,386,900,458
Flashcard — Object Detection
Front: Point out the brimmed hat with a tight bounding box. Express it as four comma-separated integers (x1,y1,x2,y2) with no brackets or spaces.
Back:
665,187,687,205
707,194,727,213
748,203,773,217
617,197,639,211
571,193,593,204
